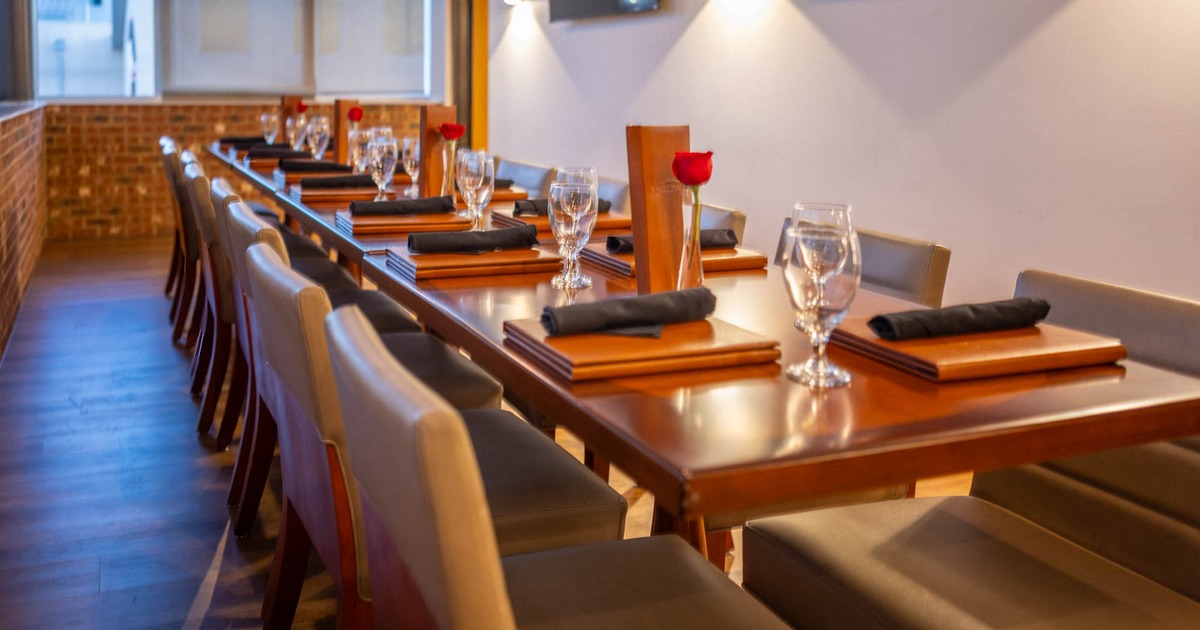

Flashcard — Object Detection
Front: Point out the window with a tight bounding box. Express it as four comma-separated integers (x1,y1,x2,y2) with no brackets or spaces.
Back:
31,0,443,100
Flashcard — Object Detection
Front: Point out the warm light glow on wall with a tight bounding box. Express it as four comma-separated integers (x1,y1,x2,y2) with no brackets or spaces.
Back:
713,0,772,25
504,0,521,5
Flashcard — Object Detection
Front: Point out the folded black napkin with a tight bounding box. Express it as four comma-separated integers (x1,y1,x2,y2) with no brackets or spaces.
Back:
495,178,514,190
248,146,311,159
867,298,1052,341
299,174,377,189
408,224,539,254
350,196,455,216
512,198,613,217
279,159,353,173
605,229,738,254
540,287,717,337
220,135,267,147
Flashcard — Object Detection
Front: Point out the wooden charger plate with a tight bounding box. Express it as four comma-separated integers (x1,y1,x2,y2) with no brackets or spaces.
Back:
503,318,781,382
830,316,1127,381
274,167,411,187
288,184,395,203
491,211,633,234
334,212,472,236
385,246,562,281
579,242,768,276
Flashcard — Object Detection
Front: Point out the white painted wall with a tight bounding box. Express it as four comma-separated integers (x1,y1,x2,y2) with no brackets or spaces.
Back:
488,0,1200,304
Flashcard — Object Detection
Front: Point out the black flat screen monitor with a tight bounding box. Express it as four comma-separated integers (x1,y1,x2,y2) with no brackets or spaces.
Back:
549,0,661,22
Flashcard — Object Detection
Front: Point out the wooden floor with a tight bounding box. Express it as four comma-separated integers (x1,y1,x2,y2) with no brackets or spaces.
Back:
0,237,970,628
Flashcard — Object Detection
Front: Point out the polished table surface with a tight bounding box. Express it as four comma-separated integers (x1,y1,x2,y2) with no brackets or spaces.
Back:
210,146,1200,534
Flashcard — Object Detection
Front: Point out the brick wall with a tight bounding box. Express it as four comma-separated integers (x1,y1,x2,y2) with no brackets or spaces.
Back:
42,102,422,240
0,106,47,357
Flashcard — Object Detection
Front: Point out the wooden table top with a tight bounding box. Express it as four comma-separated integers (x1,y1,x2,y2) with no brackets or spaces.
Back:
210,146,1200,523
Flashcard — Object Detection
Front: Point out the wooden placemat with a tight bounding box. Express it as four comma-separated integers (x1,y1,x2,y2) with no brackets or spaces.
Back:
579,242,767,276
273,168,411,187
504,317,781,381
333,212,472,236
288,184,394,203
830,316,1127,381
492,211,633,234
385,246,562,281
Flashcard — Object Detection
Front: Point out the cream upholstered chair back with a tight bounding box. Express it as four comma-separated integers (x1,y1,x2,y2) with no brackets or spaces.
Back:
1015,270,1200,376
183,164,236,325
225,200,291,297
326,306,515,630
160,141,200,262
243,243,371,600
496,157,554,199
699,203,747,244
209,177,240,276
774,220,951,308
595,175,630,214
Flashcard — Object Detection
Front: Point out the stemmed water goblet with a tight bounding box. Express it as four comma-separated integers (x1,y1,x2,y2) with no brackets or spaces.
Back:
259,113,279,144
556,166,599,211
348,127,373,174
780,203,861,388
366,137,399,202
548,182,598,290
459,152,494,227
285,113,308,151
400,136,420,198
306,115,331,161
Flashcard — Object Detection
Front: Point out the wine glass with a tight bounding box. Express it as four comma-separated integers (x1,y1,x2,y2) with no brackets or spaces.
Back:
366,137,399,201
460,153,494,226
285,114,308,151
456,149,486,218
548,182,598,290
780,203,861,388
400,136,420,198
306,115,331,161
348,127,373,174
556,166,599,214
259,113,279,144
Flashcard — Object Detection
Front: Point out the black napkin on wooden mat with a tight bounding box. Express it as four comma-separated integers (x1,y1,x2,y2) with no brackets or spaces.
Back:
512,198,613,217
279,160,353,173
605,229,738,254
408,224,539,254
867,298,1051,341
299,174,377,189
540,287,717,337
350,196,455,216
248,146,311,159
495,178,514,190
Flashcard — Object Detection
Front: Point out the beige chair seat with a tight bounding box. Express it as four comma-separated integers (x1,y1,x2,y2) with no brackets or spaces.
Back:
378,332,502,411
505,535,788,630
744,497,1200,629
462,407,626,556
327,290,421,335
288,257,360,292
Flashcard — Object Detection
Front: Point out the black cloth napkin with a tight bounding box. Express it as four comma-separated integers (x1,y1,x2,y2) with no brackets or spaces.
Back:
350,196,455,216
495,178,514,190
605,229,738,254
867,298,1052,341
299,174,377,189
248,146,311,159
279,160,353,174
512,198,613,217
408,224,539,254
540,287,717,337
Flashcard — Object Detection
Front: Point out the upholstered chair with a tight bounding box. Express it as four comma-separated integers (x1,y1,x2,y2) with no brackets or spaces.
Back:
159,140,202,346
324,305,789,630
742,270,1200,628
495,157,555,198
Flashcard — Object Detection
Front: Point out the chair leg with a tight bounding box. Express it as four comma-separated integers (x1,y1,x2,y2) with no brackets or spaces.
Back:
227,375,258,508
262,493,312,630
164,231,182,297
189,305,214,396
214,343,249,450
233,398,277,537
169,259,195,334
196,320,233,437
184,275,206,350
704,530,735,573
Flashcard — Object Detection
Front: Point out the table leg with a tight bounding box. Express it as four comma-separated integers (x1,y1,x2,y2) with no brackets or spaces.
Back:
651,504,710,563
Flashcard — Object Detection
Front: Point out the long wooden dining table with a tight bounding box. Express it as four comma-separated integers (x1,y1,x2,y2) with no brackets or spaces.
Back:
210,145,1200,556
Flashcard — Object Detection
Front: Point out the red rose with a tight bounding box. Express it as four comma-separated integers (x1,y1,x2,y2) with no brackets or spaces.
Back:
348,106,364,122
296,100,308,114
672,151,714,186
438,123,466,141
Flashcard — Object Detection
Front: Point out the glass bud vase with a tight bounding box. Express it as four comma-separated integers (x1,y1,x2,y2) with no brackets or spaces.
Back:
676,185,705,289
441,139,458,202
